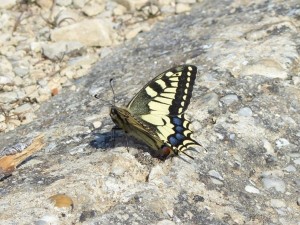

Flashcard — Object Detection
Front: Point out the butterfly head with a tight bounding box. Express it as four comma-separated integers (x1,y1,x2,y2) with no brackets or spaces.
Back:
110,106,122,129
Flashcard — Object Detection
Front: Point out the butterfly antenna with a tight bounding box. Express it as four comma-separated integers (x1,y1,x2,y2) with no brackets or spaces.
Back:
94,94,113,106
110,78,116,106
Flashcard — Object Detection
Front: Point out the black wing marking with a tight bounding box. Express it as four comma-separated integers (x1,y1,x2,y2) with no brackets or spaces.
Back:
127,65,197,116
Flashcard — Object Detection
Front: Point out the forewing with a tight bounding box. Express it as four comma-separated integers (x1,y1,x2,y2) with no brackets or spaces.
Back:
127,65,197,116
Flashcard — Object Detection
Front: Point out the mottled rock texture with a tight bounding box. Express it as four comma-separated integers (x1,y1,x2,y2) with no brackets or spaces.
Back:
1,0,299,224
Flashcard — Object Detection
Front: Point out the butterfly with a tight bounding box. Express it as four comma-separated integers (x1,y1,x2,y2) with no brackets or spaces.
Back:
109,65,201,159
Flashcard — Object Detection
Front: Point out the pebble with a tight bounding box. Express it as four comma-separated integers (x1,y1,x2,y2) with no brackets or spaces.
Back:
0,115,5,123
82,2,105,16
56,0,72,6
262,139,275,155
275,138,290,148
208,170,224,180
73,0,89,8
238,107,253,117
0,56,13,76
0,75,14,85
294,158,300,165
297,197,300,206
12,59,29,77
175,3,191,13
283,165,296,172
113,4,127,16
13,103,33,115
125,23,151,40
0,91,18,103
262,177,286,193
51,19,116,47
35,215,59,225
0,0,16,9
35,0,53,9
68,144,88,155
220,94,239,105
157,0,174,6
270,199,286,208
245,185,260,194
49,194,74,208
41,41,86,60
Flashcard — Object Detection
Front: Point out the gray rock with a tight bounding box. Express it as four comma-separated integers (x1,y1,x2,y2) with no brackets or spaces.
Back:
41,41,86,60
270,199,286,208
0,91,18,103
238,107,253,117
245,185,260,194
294,158,300,165
283,165,296,172
51,19,117,47
208,170,224,180
220,94,238,105
275,138,290,148
12,59,29,77
262,177,286,193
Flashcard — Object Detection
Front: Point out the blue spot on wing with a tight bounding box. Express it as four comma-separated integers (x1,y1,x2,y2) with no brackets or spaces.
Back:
176,133,185,141
169,136,179,146
172,117,182,125
175,126,184,133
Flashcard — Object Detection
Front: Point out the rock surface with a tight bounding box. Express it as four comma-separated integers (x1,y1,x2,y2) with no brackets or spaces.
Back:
0,0,300,224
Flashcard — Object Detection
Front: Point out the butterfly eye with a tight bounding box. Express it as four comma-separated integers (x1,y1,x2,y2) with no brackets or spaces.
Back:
110,108,117,118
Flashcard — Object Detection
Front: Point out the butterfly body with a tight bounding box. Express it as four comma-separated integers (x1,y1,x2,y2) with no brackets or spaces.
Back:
110,65,201,159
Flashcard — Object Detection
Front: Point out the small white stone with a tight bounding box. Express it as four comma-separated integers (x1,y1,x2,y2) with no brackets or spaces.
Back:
270,199,286,208
51,19,116,47
0,0,16,9
92,121,102,129
262,177,286,193
35,214,59,225
0,115,5,122
56,0,72,6
73,0,89,8
13,103,33,115
283,165,296,172
238,107,253,117
245,185,260,194
208,170,224,180
0,76,14,85
157,0,174,6
175,3,191,13
83,2,106,16
275,138,289,148
0,91,18,103
262,139,275,155
220,94,239,105
293,158,300,165
113,4,127,16
35,0,53,9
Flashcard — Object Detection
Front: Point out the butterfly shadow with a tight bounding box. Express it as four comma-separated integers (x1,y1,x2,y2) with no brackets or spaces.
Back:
89,128,198,162
89,128,160,158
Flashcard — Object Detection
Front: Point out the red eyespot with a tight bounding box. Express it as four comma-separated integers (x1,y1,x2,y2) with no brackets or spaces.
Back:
160,145,171,158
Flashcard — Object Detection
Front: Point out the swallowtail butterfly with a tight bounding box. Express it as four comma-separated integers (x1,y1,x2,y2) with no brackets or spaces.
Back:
110,65,201,159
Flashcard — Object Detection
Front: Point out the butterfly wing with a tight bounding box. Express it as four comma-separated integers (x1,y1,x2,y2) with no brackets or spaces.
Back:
126,65,200,156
